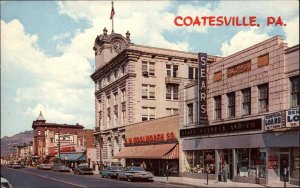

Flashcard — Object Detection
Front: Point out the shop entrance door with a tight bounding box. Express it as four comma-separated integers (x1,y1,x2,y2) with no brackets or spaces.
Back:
280,153,289,182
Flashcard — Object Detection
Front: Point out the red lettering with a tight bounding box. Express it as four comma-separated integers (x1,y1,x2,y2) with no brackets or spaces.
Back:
174,16,183,26
267,17,275,26
216,16,224,26
249,16,256,26
208,16,216,26
193,16,201,26
183,16,193,26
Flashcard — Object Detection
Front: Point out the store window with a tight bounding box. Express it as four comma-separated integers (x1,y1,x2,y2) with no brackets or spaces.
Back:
291,148,300,180
258,84,269,112
242,88,251,115
184,150,215,174
290,76,299,107
227,92,235,118
236,148,266,178
214,96,222,120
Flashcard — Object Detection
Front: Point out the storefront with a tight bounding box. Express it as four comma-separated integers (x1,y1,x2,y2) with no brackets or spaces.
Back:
180,117,300,185
114,115,179,176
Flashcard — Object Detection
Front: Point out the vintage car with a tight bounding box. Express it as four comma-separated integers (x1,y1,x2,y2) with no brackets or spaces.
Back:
73,166,94,175
99,166,123,178
10,162,22,169
51,163,70,172
115,166,154,182
1,177,12,188
37,163,52,170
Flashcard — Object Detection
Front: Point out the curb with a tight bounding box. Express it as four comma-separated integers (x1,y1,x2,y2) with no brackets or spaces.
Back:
155,180,202,187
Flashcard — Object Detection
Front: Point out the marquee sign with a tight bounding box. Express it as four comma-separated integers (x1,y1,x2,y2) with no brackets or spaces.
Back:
180,119,261,137
198,53,208,124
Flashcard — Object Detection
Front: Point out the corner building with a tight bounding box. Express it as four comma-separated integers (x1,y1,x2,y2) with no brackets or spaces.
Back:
90,28,219,166
179,36,299,186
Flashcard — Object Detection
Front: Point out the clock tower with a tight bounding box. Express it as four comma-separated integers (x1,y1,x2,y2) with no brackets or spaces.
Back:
93,28,131,69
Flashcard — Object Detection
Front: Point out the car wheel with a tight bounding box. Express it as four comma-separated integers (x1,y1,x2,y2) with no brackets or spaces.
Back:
127,176,132,182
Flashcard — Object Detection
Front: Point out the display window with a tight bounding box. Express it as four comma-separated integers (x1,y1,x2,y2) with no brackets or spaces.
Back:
184,150,215,174
291,148,300,180
236,148,266,178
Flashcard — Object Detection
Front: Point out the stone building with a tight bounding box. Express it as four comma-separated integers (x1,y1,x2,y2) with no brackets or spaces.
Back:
90,28,219,166
179,36,299,186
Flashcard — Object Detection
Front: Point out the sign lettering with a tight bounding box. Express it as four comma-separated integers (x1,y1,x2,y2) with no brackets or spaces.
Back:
198,53,208,124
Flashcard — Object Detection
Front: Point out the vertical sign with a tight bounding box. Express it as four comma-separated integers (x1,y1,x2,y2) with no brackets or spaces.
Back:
198,53,208,124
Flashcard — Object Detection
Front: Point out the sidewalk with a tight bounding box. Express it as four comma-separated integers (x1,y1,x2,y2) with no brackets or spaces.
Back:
154,176,299,187
154,176,265,187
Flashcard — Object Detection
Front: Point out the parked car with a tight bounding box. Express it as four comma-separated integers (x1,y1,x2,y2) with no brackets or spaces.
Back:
99,166,123,178
115,166,154,182
51,163,71,172
1,177,12,188
73,166,94,175
10,162,22,169
37,163,52,170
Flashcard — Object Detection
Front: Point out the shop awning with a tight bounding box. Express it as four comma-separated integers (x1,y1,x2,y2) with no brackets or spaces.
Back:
182,130,300,150
57,152,86,161
114,143,178,159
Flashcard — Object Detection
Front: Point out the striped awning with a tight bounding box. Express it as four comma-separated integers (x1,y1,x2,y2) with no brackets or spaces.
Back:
114,143,178,159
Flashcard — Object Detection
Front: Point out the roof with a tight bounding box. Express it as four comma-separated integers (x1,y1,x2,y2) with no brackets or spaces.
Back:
36,111,45,121
57,152,86,161
114,143,178,159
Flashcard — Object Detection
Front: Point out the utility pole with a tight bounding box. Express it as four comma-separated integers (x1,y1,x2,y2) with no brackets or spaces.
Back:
58,127,61,163
99,122,102,171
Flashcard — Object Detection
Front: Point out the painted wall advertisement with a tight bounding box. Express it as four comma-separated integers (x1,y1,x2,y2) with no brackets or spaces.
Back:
285,108,299,128
265,111,283,130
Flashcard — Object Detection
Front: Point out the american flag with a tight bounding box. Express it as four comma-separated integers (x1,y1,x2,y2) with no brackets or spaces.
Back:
110,2,115,20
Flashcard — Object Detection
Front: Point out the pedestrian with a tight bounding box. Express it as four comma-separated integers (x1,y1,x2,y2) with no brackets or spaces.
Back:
222,161,229,182
140,161,147,170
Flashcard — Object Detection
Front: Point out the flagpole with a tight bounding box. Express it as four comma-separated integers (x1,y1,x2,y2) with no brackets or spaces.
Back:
112,1,114,33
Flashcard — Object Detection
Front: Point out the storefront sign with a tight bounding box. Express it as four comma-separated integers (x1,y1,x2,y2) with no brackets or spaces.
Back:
125,132,176,145
54,134,74,143
268,156,278,169
285,109,299,128
180,119,261,137
198,52,208,124
265,111,282,130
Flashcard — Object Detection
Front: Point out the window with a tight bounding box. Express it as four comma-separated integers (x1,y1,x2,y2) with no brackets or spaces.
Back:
107,95,111,107
38,130,41,135
290,76,299,107
142,61,155,76
188,67,198,79
121,110,126,124
121,89,126,102
142,85,155,99
121,64,126,75
166,84,179,100
113,92,118,105
227,92,235,118
166,64,179,77
184,150,215,174
114,110,118,126
166,108,179,115
214,96,222,120
257,54,269,67
114,70,118,80
242,88,251,115
107,74,111,84
187,103,193,124
142,107,155,121
258,84,268,112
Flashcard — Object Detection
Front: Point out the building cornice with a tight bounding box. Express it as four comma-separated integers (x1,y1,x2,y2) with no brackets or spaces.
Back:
285,44,299,54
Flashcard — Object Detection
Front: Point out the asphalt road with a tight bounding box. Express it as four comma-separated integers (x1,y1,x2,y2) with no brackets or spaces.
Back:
1,166,188,188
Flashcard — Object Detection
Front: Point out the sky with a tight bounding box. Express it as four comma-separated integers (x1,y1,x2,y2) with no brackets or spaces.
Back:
1,1,299,138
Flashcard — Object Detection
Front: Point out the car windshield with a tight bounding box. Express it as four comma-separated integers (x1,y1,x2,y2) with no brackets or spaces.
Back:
111,166,122,170
130,167,144,171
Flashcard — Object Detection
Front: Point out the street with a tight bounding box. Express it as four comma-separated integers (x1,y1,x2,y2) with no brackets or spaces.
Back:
1,166,189,188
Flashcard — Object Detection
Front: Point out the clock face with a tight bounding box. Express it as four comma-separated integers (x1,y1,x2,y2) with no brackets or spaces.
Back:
112,41,124,53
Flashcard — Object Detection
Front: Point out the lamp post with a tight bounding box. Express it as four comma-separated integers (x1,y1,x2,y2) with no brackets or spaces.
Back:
58,127,61,163
99,123,102,171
